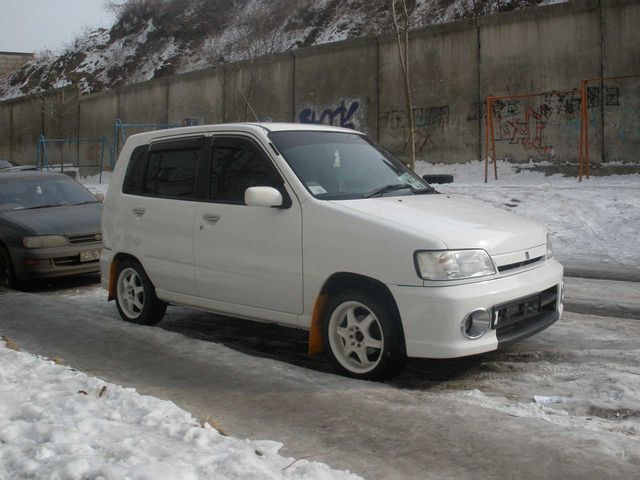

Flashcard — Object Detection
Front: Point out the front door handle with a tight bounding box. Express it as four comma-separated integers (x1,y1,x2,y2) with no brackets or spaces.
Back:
132,207,146,216
202,214,221,223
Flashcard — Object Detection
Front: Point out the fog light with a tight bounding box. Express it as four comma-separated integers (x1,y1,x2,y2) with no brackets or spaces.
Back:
461,308,492,339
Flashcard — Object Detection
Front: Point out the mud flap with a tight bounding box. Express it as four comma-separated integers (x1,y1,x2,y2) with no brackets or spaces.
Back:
308,294,328,355
107,259,120,301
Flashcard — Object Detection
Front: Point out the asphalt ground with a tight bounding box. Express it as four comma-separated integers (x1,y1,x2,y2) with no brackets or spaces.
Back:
1,275,639,479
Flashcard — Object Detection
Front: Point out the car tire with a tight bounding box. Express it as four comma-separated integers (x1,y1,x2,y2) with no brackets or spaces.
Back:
322,289,406,380
115,259,167,325
0,244,15,289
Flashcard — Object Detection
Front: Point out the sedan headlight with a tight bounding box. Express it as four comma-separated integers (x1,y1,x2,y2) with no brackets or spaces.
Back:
22,235,68,248
546,232,553,260
415,250,496,281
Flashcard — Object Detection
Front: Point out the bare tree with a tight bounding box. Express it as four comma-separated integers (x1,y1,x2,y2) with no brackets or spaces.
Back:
390,0,416,169
228,2,287,121
33,86,80,168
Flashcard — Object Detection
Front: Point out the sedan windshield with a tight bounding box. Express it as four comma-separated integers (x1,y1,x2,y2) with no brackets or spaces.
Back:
0,175,98,211
269,131,434,200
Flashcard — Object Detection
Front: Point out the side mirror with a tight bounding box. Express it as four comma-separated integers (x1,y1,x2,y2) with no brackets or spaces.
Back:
245,186,283,208
422,174,454,184
95,192,105,203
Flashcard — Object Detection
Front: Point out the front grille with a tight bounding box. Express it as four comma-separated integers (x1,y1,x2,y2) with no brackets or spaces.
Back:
497,256,544,273
53,255,82,266
494,285,559,344
67,233,102,245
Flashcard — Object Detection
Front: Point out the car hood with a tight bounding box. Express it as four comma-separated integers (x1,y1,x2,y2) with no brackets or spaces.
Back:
1,203,103,236
331,194,546,255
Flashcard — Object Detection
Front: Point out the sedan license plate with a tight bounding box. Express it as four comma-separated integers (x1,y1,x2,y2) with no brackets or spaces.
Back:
80,249,101,262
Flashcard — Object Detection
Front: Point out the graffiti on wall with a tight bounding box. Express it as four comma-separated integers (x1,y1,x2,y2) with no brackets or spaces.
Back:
380,105,449,153
298,99,363,130
492,102,553,155
491,86,622,156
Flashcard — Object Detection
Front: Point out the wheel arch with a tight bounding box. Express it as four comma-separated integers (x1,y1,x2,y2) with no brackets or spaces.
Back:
308,272,406,355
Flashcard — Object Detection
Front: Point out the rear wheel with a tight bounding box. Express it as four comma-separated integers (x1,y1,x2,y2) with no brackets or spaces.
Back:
0,245,15,289
322,289,406,380
115,259,166,325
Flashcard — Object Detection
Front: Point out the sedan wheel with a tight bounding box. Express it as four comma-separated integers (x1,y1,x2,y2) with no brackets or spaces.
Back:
0,246,14,289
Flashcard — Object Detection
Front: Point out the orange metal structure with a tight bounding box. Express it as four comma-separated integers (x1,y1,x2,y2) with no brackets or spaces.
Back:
483,90,575,183
484,75,640,182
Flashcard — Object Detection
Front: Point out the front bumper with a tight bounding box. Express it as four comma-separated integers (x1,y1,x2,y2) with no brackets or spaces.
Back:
13,244,102,280
389,259,564,359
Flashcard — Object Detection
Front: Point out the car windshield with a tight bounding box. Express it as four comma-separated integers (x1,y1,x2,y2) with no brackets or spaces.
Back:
0,160,12,169
269,131,434,200
0,175,98,211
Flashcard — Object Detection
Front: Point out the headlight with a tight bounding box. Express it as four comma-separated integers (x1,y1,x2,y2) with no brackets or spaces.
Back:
415,250,496,281
546,232,553,260
22,235,68,248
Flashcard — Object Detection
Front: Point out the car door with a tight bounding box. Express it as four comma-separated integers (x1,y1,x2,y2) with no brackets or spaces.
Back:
193,135,303,316
126,136,205,296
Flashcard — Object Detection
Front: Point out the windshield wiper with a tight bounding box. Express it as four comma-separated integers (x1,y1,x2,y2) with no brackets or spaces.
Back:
72,200,99,206
412,186,437,195
363,183,414,198
21,203,68,210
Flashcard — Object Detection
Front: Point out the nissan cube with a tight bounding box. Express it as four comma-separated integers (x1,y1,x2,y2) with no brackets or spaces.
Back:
100,123,563,380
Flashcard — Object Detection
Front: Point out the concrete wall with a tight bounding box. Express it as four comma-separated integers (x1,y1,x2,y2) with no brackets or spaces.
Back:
10,97,42,166
601,0,640,163
41,87,80,168
78,91,119,174
2,0,640,172
168,68,224,125
0,51,34,77
0,102,11,161
379,20,479,164
224,54,294,123
479,0,602,163
294,39,378,136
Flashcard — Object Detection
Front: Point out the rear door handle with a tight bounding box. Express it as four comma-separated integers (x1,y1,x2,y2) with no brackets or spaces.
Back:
132,207,146,216
202,214,221,223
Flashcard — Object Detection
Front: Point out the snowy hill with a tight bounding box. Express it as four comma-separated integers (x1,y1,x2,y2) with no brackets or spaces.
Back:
0,0,564,101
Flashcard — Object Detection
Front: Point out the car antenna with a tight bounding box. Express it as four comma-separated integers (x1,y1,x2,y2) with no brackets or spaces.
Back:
239,88,262,125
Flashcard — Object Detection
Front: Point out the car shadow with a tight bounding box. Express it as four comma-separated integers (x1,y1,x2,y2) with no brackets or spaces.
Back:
18,273,101,293
158,310,488,387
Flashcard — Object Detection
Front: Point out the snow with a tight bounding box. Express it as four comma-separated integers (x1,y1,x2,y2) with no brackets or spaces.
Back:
0,339,362,480
79,172,111,198
415,160,640,274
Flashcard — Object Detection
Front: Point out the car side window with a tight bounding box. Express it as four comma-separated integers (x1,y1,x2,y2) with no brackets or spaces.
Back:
122,145,148,194
143,149,199,199
208,137,280,204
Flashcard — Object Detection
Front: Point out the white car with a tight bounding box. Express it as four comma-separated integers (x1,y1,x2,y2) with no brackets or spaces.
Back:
100,123,563,380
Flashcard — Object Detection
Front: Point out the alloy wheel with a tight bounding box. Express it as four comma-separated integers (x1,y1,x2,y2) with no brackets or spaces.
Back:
328,300,384,374
117,267,145,319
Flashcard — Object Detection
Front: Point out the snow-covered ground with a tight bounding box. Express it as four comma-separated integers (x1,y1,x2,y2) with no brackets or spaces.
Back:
415,160,640,275
82,161,640,276
0,339,361,480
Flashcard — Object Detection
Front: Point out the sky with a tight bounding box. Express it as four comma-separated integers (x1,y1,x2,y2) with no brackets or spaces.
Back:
0,0,116,53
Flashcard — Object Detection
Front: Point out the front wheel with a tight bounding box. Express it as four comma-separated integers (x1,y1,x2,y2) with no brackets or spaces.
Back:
322,289,406,380
115,259,166,325
0,245,15,289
